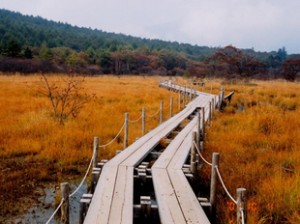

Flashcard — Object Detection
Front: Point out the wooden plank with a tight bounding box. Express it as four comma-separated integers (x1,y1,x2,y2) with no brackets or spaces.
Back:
123,97,207,167
152,112,199,169
152,168,187,224
168,169,210,224
153,115,209,223
108,97,206,223
167,127,196,170
85,106,180,213
108,166,134,224
83,164,118,223
166,127,210,223
151,92,212,223
85,95,204,223
85,82,216,224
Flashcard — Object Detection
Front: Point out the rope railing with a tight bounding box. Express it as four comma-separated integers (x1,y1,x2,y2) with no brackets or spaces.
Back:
45,81,201,223
99,122,125,148
193,141,212,166
147,108,160,118
215,166,237,204
45,198,64,224
45,147,96,223
191,134,246,224
69,149,95,197
128,114,143,123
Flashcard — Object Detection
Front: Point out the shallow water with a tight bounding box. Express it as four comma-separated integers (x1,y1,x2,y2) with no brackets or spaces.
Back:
13,182,88,224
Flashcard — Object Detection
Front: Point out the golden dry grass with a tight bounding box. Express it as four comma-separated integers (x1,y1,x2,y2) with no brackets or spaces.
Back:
1,74,299,223
0,73,185,219
201,79,300,224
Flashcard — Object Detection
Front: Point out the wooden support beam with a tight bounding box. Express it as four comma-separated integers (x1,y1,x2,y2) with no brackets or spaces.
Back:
140,196,152,218
224,91,235,103
91,167,101,194
190,131,197,174
79,194,92,224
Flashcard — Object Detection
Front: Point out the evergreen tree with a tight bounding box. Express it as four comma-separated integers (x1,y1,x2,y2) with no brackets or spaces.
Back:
24,47,33,59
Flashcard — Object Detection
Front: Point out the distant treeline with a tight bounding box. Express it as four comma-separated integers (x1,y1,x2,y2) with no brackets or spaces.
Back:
0,9,300,80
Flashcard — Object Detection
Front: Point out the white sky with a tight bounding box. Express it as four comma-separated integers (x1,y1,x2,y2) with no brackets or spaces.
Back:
1,0,300,54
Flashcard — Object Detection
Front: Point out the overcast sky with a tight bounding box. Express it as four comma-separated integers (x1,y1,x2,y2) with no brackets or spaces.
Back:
1,0,300,54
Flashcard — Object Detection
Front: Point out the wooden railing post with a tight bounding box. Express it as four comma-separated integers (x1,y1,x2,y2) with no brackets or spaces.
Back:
183,89,186,106
215,95,217,109
237,188,247,224
178,92,181,112
210,153,219,215
124,112,128,149
208,101,212,126
191,131,197,174
142,107,146,136
93,137,99,168
211,98,215,119
184,85,187,105
219,87,225,110
196,111,201,148
201,107,205,142
60,182,70,224
160,100,163,124
170,96,173,118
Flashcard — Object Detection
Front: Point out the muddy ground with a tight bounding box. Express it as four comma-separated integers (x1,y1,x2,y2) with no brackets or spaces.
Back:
0,158,86,223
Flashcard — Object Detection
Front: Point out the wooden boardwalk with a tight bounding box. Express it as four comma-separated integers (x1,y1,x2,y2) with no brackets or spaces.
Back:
84,81,218,224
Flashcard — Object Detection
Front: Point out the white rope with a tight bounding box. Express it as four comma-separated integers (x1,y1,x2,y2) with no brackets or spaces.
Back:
99,122,125,148
193,141,213,166
128,114,142,123
45,139,96,223
215,166,237,204
45,198,64,224
69,149,95,197
147,108,160,118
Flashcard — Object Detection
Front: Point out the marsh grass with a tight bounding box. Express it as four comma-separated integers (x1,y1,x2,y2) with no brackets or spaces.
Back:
0,74,182,219
202,79,300,224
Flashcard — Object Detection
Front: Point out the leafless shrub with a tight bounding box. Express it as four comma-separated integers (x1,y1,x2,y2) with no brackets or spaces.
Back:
37,74,93,125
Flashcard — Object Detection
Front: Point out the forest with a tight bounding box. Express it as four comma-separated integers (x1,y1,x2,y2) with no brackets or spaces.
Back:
0,9,300,80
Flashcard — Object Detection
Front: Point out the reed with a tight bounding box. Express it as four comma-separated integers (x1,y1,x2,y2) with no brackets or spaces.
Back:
202,79,300,224
0,74,180,219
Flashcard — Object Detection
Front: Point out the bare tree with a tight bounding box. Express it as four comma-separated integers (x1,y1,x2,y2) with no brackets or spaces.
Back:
207,45,264,78
37,74,93,125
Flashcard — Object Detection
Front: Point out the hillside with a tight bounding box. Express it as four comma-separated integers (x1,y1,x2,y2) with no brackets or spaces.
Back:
0,8,299,79
0,9,218,58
